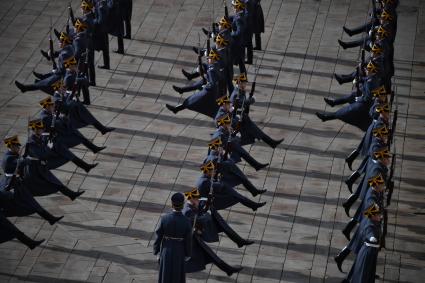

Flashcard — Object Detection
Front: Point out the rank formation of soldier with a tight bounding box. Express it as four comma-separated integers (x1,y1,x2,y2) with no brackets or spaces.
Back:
0,1,398,283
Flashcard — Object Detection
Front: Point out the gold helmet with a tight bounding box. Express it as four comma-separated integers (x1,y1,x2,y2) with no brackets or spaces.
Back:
81,0,94,12
64,56,77,68
373,147,391,160
184,188,201,200
3,135,21,148
208,48,221,61
59,32,72,45
216,95,230,106
363,202,381,218
371,43,383,56
215,34,229,46
371,85,387,98
368,173,386,190
74,18,88,33
28,119,44,130
39,97,54,108
219,16,232,29
208,137,223,151
232,0,246,10
372,125,389,139
366,60,379,74
375,103,390,114
380,9,394,21
376,26,390,38
233,73,248,84
215,113,232,127
200,160,215,174
51,79,64,91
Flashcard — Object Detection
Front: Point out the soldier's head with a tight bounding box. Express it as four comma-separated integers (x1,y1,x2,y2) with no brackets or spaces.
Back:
218,16,232,31
39,97,55,113
74,18,88,33
54,29,72,48
208,136,223,155
3,135,21,153
200,160,215,177
371,41,384,57
80,0,94,14
374,101,390,122
368,173,386,193
376,23,392,40
371,85,389,103
215,112,232,130
207,48,221,64
215,34,229,48
380,9,394,24
364,202,382,222
233,73,248,90
216,94,231,111
51,79,65,94
372,123,389,144
232,0,246,12
171,192,185,211
366,58,380,76
184,188,201,206
28,119,45,136
372,145,391,166
63,53,78,72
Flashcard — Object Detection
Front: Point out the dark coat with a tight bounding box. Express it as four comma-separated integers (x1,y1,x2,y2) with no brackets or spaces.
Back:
22,134,68,195
153,211,192,283
250,0,265,34
182,202,219,243
346,219,381,283
106,0,124,37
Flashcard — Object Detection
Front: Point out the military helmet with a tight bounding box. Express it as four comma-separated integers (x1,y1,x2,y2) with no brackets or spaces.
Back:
371,85,387,98
51,79,64,91
208,137,223,151
372,125,389,139
74,18,88,33
81,0,94,12
371,42,383,56
232,0,246,10
39,97,54,108
363,202,381,218
233,72,248,84
215,113,232,127
366,60,379,74
200,160,215,174
376,25,390,39
216,95,230,106
368,173,386,190
374,102,390,114
219,16,232,29
215,34,229,47
380,9,394,21
208,48,221,61
373,147,391,160
184,188,201,200
64,55,77,68
3,135,21,148
28,119,44,130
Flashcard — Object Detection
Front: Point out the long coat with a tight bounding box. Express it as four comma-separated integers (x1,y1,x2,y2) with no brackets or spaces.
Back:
153,211,192,283
22,134,68,196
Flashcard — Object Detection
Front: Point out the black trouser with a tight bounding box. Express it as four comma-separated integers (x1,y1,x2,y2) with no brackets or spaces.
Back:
101,33,110,68
254,33,261,50
88,47,96,85
117,35,124,53
124,18,131,38
345,21,373,35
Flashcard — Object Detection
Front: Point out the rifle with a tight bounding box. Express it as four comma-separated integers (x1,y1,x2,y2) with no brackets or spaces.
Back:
77,48,89,98
49,18,58,70
48,100,61,143
69,2,76,24
224,0,229,18
386,153,396,206
197,33,207,84
381,207,388,249
388,109,397,147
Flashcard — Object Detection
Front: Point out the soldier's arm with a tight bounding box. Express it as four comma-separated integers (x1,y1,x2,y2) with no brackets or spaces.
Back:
153,218,164,255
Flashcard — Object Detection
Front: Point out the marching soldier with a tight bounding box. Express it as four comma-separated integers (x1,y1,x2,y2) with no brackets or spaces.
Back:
1,136,63,225
153,192,192,283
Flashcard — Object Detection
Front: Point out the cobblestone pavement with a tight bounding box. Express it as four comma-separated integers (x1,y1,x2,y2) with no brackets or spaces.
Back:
0,0,424,282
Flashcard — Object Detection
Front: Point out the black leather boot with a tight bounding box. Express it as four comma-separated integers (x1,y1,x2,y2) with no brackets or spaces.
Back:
334,247,351,273
16,231,45,250
345,171,360,193
345,149,359,171
71,157,98,173
342,194,358,217
58,186,85,201
181,69,199,80
342,219,357,241
166,103,185,114
324,97,336,107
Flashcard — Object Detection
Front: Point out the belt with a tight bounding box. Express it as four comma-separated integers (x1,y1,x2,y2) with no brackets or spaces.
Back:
163,236,184,241
365,242,380,248
26,156,47,165
4,173,14,177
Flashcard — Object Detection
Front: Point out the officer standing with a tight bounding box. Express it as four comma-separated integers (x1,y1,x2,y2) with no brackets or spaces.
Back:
153,192,192,283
